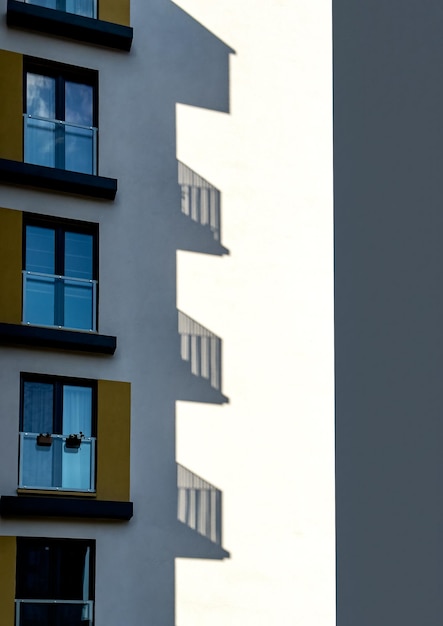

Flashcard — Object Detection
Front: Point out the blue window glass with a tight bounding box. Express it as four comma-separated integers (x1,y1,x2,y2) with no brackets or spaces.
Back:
25,73,56,169
64,232,94,330
24,65,97,174
23,220,97,331
24,226,56,327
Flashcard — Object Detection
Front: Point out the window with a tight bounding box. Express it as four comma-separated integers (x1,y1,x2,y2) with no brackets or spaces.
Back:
16,538,94,626
23,214,98,332
24,59,98,175
19,374,96,492
20,0,96,18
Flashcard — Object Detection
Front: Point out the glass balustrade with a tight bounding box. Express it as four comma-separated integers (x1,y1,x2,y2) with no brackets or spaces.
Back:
20,0,96,18
24,114,97,175
19,433,95,492
15,600,94,626
22,271,97,332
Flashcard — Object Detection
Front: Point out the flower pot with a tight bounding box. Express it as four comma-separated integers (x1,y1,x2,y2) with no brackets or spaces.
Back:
37,434,52,446
65,435,82,449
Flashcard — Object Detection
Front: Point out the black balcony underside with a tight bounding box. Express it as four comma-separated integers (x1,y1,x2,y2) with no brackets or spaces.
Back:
0,495,133,520
7,0,133,51
0,322,116,355
0,159,117,200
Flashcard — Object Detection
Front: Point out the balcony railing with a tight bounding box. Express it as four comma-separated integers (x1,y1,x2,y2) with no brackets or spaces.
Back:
22,270,97,332
177,463,222,546
178,161,222,242
19,433,96,492
20,0,96,19
24,114,98,175
15,599,94,626
178,310,222,392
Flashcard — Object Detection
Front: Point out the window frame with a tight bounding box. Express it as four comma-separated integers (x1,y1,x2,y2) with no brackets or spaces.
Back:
19,372,98,493
23,57,99,175
16,537,95,625
20,372,98,436
22,212,99,332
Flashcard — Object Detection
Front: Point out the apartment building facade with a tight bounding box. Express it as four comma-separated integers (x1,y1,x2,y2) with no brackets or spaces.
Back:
0,1,231,625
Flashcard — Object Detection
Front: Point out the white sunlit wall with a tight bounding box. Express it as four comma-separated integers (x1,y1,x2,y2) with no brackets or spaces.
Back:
174,1,335,625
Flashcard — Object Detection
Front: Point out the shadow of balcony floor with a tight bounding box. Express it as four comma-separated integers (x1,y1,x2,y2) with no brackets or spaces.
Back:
174,520,230,560
176,212,229,256
175,361,229,404
177,310,228,403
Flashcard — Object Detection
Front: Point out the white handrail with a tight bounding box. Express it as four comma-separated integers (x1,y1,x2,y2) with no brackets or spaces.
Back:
24,113,97,132
23,269,97,285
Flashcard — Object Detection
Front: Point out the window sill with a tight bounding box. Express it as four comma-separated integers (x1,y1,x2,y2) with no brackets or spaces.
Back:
0,322,117,355
0,495,133,520
0,158,117,200
7,0,133,51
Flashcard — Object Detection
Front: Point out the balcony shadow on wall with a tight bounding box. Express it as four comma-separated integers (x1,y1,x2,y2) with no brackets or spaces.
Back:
154,0,235,113
175,463,229,560
176,309,229,404
177,161,229,256
97,2,234,624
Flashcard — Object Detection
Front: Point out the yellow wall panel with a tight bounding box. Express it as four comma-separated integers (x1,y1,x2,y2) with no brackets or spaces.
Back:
0,536,16,626
97,380,131,501
99,0,130,26
0,208,23,324
0,51,23,162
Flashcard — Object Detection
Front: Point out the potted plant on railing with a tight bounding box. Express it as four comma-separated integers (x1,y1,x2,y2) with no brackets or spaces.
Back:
37,433,52,446
65,432,84,449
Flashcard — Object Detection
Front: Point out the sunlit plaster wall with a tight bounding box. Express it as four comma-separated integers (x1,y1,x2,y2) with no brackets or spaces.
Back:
174,1,335,624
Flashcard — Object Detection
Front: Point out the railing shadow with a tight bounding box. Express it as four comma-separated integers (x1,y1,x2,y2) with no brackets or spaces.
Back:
177,463,222,546
178,161,221,242
176,310,228,404
178,310,221,391
177,161,229,256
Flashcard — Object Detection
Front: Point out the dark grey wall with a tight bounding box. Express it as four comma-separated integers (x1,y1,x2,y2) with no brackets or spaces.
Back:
334,1,443,624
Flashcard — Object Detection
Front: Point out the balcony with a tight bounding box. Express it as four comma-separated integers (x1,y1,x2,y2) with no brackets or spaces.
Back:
15,600,94,626
177,162,228,255
177,310,228,403
19,432,95,492
23,271,97,332
24,114,97,176
177,464,223,546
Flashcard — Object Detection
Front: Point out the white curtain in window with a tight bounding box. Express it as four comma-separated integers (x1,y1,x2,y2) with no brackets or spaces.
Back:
62,386,92,490
63,385,92,435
